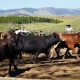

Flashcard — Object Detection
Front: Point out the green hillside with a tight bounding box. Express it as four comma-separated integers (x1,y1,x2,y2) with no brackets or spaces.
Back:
0,15,80,33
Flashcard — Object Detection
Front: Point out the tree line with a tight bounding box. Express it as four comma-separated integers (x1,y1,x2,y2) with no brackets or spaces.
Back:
0,16,62,24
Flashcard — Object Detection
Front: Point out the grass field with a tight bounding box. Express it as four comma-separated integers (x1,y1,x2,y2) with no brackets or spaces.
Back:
0,15,80,33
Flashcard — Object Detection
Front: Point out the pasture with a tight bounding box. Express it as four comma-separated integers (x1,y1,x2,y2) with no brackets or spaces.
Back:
0,15,80,80
0,15,80,33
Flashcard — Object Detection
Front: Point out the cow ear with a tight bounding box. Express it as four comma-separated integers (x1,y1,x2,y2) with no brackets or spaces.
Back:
54,32,56,38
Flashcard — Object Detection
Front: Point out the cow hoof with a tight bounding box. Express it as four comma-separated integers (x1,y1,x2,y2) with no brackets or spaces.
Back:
14,66,18,71
9,71,12,75
33,61,37,64
50,61,53,64
15,67,18,71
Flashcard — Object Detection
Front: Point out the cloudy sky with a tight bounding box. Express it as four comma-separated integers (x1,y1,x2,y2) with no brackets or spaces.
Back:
0,0,80,10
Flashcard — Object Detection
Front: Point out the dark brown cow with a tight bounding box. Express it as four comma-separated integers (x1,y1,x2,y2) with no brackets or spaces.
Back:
0,31,19,74
57,32,80,59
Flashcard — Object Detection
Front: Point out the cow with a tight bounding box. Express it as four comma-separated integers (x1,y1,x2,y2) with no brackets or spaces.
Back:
16,32,62,63
57,32,80,59
0,31,20,74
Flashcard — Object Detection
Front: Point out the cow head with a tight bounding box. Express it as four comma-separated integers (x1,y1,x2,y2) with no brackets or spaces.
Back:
1,32,11,40
53,32,62,42
1,32,7,39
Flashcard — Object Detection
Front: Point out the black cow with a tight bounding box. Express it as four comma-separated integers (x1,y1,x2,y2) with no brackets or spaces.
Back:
16,32,62,63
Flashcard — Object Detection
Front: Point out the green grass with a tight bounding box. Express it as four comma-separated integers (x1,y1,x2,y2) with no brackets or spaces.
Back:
0,23,21,32
0,15,80,33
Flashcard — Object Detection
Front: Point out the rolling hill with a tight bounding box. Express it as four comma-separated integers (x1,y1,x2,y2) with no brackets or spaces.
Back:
0,7,80,16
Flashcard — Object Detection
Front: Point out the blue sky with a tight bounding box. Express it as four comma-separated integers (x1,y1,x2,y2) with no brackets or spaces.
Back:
0,0,80,10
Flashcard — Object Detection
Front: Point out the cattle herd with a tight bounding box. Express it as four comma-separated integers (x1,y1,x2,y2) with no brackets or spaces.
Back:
0,29,80,75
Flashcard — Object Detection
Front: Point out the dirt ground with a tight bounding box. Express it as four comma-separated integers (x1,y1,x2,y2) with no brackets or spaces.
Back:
0,50,80,80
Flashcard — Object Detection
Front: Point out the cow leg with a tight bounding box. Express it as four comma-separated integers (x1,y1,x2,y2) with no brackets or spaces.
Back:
18,52,22,59
33,52,39,64
29,53,34,63
9,59,17,74
63,48,69,59
45,49,52,62
45,52,50,61
71,47,80,59
55,47,61,58
9,59,13,74
67,45,80,59
12,59,17,71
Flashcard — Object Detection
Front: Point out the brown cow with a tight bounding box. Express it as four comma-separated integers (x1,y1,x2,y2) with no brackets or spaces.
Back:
57,32,80,59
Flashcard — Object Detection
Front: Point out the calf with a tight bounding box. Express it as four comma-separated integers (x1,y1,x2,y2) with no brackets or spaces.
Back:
16,32,62,63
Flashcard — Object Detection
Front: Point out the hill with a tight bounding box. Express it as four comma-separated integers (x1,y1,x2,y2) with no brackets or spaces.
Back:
0,7,80,16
